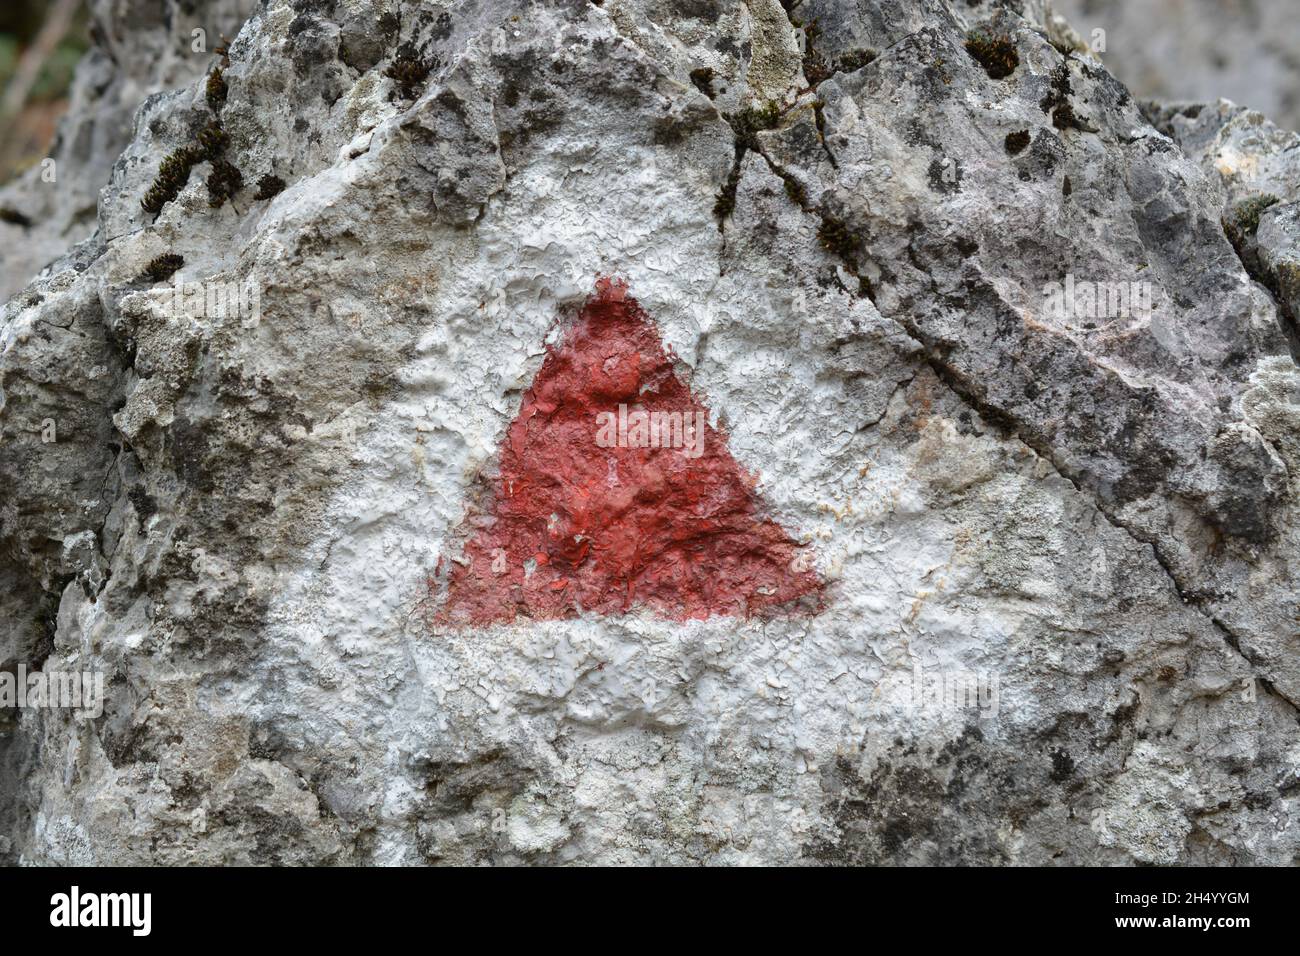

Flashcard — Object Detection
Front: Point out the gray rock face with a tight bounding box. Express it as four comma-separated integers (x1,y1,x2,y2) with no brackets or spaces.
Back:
1,0,1298,864
1053,0,1300,134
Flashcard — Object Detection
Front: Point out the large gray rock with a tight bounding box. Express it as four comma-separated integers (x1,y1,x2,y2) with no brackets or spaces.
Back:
1,0,1298,864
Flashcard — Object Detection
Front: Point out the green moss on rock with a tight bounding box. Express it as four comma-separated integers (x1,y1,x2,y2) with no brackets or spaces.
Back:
965,29,1019,80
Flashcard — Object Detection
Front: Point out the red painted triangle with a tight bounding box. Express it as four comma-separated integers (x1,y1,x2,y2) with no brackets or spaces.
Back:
439,278,823,625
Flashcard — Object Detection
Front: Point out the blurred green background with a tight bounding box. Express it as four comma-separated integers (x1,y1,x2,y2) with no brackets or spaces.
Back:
0,0,89,185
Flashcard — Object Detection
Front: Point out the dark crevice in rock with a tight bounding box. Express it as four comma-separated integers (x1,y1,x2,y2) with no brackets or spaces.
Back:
810,99,838,168
798,18,876,87
688,67,715,98
921,343,1299,717
1213,617,1300,718
726,124,874,299
713,102,787,240
772,2,851,167
813,209,875,300
713,141,744,232
735,65,1298,700
791,196,1300,715
857,373,915,433
1222,196,1300,364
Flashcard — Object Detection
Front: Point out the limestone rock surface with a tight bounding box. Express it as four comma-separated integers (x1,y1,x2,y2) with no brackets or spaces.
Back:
2,0,1299,865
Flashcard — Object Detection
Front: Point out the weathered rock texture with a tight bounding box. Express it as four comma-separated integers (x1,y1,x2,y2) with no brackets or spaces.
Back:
1,0,1298,865
1053,0,1300,134
0,0,258,303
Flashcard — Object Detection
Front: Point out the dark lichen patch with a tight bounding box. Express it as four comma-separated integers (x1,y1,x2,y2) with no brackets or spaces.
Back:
207,158,244,208
1222,193,1284,286
497,107,564,153
802,730,1023,865
1063,175,1073,197
386,41,433,99
1017,128,1067,181
1004,129,1030,156
653,99,715,147
730,101,782,150
206,68,228,111
1039,63,1092,132
0,206,33,228
127,486,158,522
816,213,861,268
1226,193,1281,242
1051,101,1080,130
928,156,962,194
713,161,742,224
1049,748,1075,783
782,174,808,207
964,28,1018,80
141,144,205,218
197,119,229,160
689,67,716,98
287,9,345,83
427,10,451,41
253,173,286,201
138,253,184,284
1041,65,1069,106
491,51,566,152
837,49,878,73
800,19,876,86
